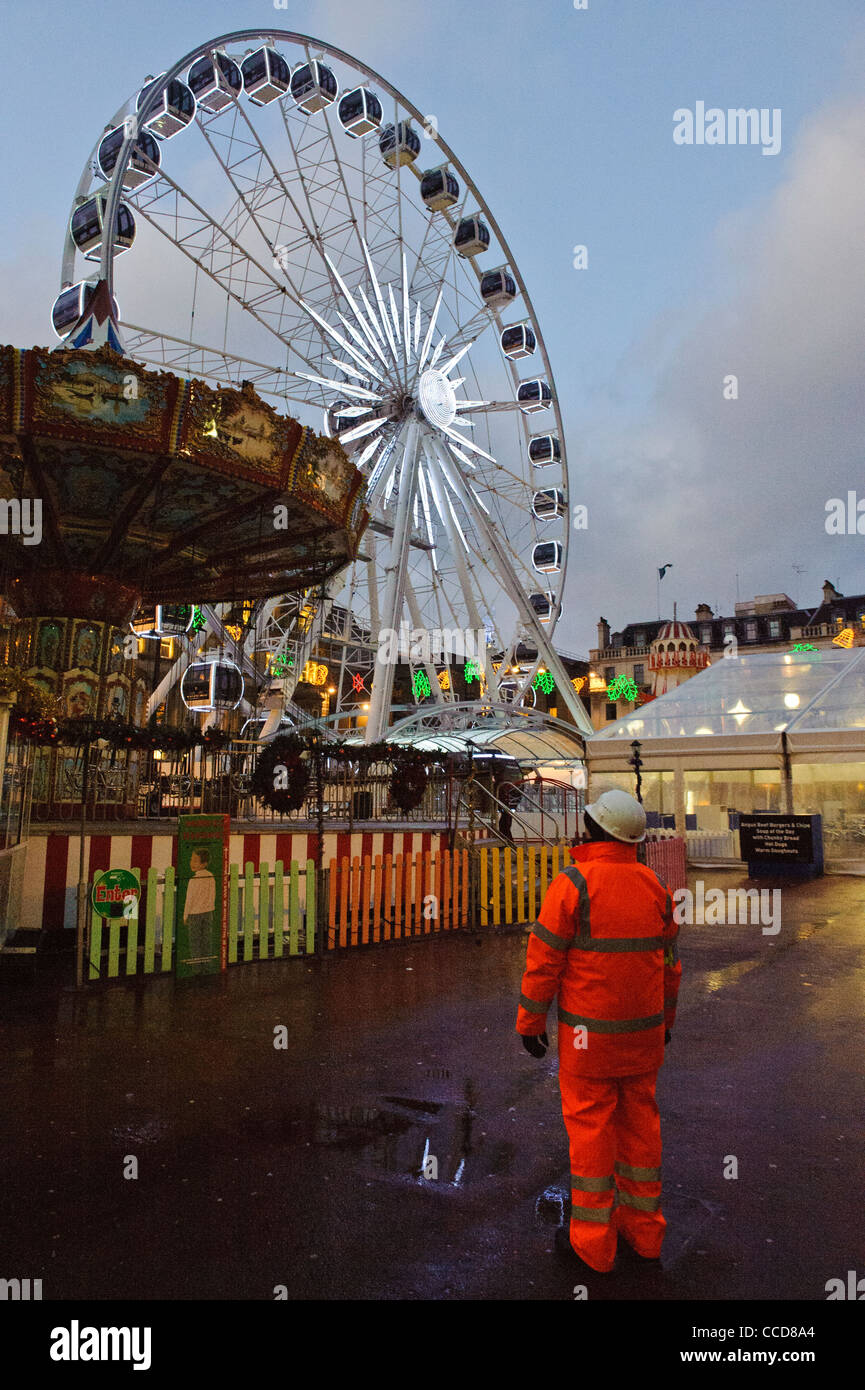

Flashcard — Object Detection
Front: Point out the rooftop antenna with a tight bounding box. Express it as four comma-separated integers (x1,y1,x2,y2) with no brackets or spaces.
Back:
792,562,805,607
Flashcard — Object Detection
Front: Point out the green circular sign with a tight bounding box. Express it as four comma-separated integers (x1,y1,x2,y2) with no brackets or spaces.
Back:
92,868,140,919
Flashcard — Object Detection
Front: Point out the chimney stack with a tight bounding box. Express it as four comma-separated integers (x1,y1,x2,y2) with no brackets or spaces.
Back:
597,617,611,651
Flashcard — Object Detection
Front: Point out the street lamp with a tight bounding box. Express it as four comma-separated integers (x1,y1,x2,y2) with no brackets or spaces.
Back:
629,738,643,805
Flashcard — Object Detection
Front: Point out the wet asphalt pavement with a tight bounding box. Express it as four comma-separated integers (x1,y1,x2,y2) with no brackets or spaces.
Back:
1,869,864,1301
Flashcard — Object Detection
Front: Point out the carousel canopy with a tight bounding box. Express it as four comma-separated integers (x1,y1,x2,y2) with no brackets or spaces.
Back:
0,344,368,622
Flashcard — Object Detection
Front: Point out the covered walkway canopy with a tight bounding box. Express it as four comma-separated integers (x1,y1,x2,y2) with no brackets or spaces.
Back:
363,703,587,778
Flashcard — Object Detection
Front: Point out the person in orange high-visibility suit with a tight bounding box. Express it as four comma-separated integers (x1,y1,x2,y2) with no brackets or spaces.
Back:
516,788,681,1274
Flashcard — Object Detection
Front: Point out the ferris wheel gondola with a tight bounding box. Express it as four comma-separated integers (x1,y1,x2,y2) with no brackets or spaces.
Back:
58,27,592,739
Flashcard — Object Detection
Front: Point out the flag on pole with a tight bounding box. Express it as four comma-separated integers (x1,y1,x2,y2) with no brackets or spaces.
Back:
658,564,673,580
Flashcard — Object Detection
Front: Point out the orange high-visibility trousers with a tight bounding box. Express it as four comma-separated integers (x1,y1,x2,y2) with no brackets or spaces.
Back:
560,1068,665,1272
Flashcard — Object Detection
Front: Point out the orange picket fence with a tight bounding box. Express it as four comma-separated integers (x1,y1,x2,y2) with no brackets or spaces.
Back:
326,847,471,948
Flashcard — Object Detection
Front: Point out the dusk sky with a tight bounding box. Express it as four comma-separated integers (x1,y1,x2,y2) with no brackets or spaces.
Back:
2,0,864,655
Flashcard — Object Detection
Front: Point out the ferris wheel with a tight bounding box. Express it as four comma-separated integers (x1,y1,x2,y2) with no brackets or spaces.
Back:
56,29,592,740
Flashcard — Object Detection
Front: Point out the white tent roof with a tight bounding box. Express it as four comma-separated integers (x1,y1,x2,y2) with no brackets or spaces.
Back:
590,648,865,742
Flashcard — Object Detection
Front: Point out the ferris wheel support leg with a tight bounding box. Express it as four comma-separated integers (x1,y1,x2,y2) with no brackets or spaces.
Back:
365,419,420,743
420,439,496,691
404,572,448,706
427,440,593,738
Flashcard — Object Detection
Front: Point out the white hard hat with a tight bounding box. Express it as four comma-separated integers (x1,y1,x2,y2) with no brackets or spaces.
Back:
584,789,646,843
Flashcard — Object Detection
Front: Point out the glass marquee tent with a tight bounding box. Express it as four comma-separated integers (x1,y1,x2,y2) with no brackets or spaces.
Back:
586,648,865,867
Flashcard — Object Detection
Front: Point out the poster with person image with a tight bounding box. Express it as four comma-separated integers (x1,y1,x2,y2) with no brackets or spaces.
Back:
176,814,229,978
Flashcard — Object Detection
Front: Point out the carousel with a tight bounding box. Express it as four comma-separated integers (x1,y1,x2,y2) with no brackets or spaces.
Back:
0,322,368,819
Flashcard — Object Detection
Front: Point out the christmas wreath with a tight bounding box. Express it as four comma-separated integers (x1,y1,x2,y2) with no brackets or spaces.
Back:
251,736,310,813
389,756,429,812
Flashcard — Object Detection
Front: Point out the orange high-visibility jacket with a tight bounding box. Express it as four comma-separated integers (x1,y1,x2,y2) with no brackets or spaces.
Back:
516,842,681,1077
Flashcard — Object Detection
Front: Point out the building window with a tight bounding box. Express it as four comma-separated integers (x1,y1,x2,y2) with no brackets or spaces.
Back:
603,666,615,682
632,631,645,647
724,621,735,637
633,664,645,684
768,619,781,639
159,638,174,659
701,625,712,645
745,621,758,642
604,702,618,721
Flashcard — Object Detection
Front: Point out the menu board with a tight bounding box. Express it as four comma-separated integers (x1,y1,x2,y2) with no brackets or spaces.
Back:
738,814,816,862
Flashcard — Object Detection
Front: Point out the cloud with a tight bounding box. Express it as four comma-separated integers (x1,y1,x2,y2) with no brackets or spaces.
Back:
565,88,865,642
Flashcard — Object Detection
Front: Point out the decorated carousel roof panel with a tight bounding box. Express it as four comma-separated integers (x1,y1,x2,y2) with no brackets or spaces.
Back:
0,345,368,617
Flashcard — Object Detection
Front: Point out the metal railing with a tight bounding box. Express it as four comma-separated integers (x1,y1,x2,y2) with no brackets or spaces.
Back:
1,734,34,849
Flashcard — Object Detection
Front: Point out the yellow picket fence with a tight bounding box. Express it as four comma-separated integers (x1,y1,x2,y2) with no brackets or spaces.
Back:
477,841,572,928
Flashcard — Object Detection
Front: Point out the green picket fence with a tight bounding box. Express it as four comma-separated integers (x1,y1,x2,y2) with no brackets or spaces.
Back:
88,860,317,982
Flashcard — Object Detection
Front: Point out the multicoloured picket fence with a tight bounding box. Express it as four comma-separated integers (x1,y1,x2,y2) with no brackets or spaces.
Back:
88,859,316,981
85,838,687,982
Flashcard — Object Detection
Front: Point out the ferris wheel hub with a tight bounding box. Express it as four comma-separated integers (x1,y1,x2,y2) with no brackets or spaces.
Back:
417,368,457,429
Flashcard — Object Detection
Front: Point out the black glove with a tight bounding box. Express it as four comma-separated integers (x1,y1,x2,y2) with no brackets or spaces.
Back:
522,1031,549,1058
664,1028,672,1046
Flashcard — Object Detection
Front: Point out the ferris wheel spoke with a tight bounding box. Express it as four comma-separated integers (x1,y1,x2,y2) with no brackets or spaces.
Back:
274,88,405,392
118,323,316,405
420,438,497,689
428,438,590,731
194,97,328,308
125,164,337,376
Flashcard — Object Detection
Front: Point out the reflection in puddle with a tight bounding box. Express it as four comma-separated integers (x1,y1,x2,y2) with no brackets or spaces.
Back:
702,959,762,993
535,1185,568,1227
244,1082,481,1186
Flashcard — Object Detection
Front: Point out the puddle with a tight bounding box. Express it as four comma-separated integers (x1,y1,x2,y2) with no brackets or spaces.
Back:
535,1185,569,1227
532,1183,721,1268
241,1083,481,1185
381,1096,442,1115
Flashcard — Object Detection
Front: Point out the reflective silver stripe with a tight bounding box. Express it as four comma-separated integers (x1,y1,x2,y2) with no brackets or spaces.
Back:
561,865,592,940
558,1008,664,1034
571,1173,615,1192
570,1204,614,1224
519,992,549,1014
570,936,664,954
618,1191,662,1213
615,1162,661,1181
532,921,572,952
